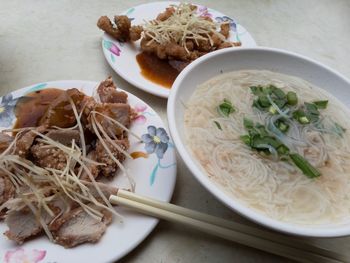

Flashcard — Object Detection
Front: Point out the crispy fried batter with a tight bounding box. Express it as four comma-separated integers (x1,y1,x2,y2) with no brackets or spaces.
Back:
220,23,230,38
97,16,124,41
130,25,143,41
114,15,130,38
156,7,175,21
97,15,131,42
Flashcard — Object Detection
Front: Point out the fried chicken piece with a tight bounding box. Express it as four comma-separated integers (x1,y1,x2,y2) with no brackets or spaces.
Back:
156,7,175,21
218,42,234,49
156,45,167,59
129,25,143,41
140,38,158,54
185,40,194,51
211,34,224,47
165,43,188,61
114,15,130,38
196,39,212,52
220,23,230,38
97,16,124,41
97,15,131,42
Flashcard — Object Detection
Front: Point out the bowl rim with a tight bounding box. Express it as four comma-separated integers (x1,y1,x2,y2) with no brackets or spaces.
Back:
167,46,350,237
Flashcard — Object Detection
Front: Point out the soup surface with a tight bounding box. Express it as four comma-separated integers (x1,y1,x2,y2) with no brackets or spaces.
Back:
184,70,350,225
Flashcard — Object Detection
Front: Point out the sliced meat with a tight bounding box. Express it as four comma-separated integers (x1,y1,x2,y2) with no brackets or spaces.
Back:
45,129,80,146
0,133,13,153
0,174,15,218
31,142,67,170
80,150,100,181
95,138,129,177
39,88,85,128
82,181,119,198
97,77,128,104
53,206,112,248
91,103,131,137
4,207,57,244
14,126,46,157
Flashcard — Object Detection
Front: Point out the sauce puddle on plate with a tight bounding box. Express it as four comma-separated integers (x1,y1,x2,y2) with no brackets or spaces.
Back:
14,88,63,130
136,52,189,88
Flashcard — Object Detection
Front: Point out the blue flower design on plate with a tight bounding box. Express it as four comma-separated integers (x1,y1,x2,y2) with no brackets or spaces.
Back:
141,126,169,159
140,125,175,185
0,93,17,127
215,16,237,32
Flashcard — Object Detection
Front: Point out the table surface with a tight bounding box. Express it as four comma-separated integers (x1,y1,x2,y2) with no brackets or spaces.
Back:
1,0,350,262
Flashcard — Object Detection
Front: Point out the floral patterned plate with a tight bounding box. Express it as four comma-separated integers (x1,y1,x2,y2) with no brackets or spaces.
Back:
101,1,257,98
0,81,177,263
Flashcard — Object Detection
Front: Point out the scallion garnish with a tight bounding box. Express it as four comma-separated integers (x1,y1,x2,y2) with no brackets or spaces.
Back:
289,153,321,178
313,100,328,109
241,119,321,178
243,118,254,129
334,122,346,137
240,135,251,145
286,91,298,105
213,121,222,130
217,99,235,117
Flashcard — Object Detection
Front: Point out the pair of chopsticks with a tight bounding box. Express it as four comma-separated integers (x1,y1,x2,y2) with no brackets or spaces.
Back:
109,190,347,263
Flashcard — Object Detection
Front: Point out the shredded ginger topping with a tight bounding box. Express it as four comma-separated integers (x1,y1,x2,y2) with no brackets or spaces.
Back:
143,3,227,51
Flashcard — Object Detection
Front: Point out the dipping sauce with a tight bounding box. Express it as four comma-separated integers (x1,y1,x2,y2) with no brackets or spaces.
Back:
136,52,188,88
14,88,64,129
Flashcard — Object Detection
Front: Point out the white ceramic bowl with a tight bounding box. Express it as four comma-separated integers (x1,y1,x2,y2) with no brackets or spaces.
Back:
167,47,350,237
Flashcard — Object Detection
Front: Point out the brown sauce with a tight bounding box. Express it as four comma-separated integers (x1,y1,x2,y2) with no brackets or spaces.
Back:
14,88,64,130
136,52,188,88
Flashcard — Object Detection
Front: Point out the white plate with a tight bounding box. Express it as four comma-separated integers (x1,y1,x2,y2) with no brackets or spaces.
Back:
101,1,257,98
0,80,177,262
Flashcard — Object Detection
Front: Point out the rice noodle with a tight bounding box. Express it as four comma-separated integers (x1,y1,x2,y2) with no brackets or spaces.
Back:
184,70,350,225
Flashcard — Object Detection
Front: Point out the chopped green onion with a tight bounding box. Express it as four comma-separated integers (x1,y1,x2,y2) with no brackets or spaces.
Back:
277,145,289,155
293,110,310,124
213,121,222,130
299,116,310,124
334,122,346,137
286,91,298,105
313,100,328,109
217,99,235,117
252,136,281,150
289,153,321,178
240,135,251,146
271,87,285,99
250,86,263,95
258,95,270,107
304,102,319,116
277,121,289,133
243,118,254,129
268,105,277,115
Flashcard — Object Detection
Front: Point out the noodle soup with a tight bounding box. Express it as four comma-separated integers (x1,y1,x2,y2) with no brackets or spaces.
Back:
184,70,350,225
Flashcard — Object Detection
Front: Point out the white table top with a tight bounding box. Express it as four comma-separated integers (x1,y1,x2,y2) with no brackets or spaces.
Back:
1,0,350,262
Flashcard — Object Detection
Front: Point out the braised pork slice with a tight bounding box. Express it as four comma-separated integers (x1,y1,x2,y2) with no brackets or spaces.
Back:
92,103,131,137
39,88,86,128
80,150,100,181
14,126,46,157
45,129,80,146
53,206,112,248
31,142,67,170
0,174,15,218
0,133,13,153
95,138,129,177
97,77,128,104
4,207,57,244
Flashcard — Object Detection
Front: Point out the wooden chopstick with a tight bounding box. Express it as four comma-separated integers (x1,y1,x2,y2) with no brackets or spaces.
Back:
109,190,347,263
